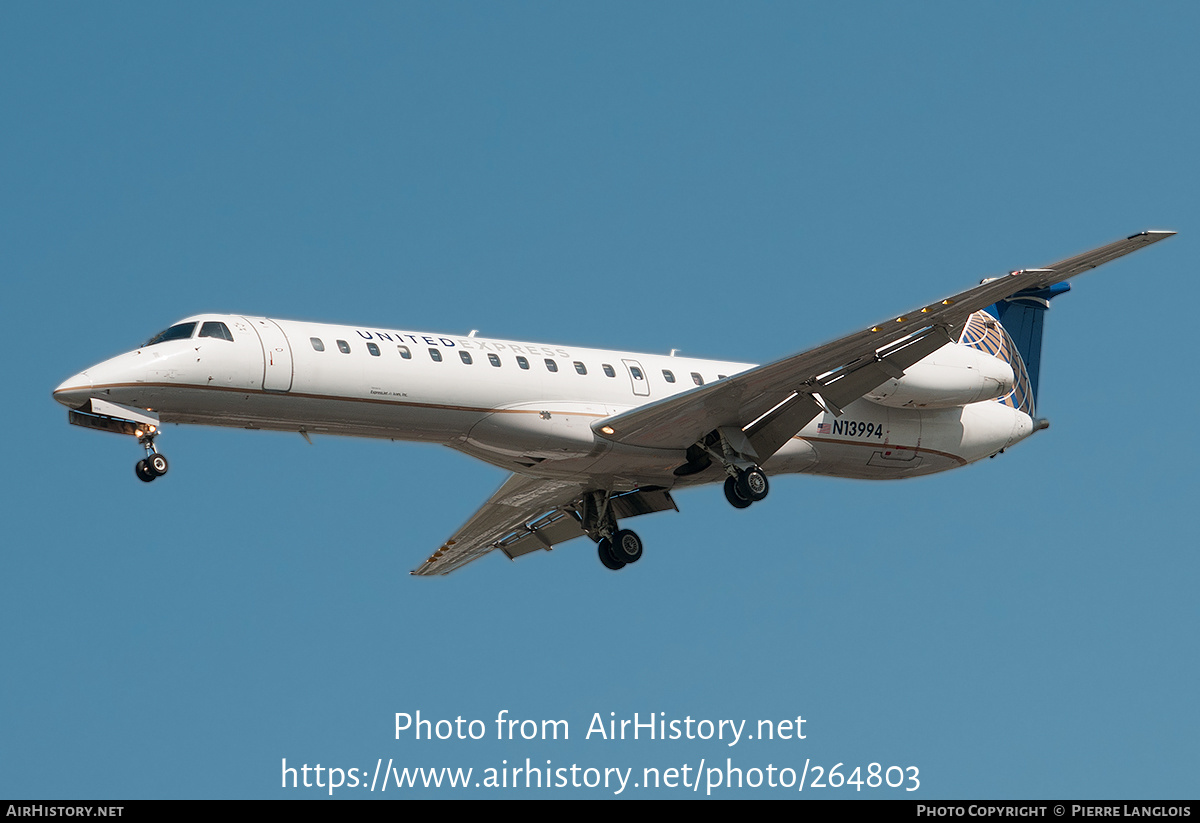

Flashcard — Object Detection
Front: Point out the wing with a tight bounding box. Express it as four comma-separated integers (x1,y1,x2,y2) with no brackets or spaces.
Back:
593,230,1174,459
411,473,678,576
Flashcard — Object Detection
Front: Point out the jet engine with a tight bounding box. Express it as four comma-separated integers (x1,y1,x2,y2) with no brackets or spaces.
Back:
864,342,1014,409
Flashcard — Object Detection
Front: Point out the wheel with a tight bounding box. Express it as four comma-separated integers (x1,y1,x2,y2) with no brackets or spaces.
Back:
737,467,769,502
724,476,752,508
597,538,625,570
611,529,643,564
135,460,156,483
147,453,169,476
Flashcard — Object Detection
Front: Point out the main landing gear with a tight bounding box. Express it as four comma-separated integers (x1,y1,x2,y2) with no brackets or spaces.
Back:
598,529,644,570
133,427,169,483
578,491,645,572
692,429,771,511
723,466,769,509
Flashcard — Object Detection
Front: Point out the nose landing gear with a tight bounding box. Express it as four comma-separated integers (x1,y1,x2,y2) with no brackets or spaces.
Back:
133,427,168,483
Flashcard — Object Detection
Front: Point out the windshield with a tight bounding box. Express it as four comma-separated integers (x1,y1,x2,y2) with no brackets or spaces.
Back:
144,322,197,347
199,321,234,341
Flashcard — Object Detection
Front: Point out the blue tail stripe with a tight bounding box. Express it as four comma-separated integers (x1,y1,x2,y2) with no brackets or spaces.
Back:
987,282,1071,408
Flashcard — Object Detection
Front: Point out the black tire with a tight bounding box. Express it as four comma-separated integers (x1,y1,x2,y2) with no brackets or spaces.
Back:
147,453,169,476
738,467,769,502
135,460,156,483
611,529,643,564
724,476,752,508
597,538,625,570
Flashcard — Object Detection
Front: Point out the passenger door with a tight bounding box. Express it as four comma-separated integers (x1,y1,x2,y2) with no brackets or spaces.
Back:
621,359,650,397
245,317,294,392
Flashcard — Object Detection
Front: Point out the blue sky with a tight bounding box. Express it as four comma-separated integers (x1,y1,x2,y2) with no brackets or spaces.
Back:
3,2,1196,799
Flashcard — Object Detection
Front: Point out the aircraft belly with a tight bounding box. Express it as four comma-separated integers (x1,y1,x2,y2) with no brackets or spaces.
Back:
465,403,610,461
800,440,947,480
456,436,694,489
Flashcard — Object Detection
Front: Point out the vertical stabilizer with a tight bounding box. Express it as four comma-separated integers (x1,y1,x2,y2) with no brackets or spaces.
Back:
987,283,1071,407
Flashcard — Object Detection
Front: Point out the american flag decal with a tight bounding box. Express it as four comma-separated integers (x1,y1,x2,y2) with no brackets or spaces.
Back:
817,422,832,434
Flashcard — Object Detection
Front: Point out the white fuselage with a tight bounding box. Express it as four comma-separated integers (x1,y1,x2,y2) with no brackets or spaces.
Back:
53,314,1035,491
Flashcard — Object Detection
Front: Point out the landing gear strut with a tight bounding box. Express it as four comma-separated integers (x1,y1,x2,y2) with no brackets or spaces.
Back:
134,427,168,483
694,430,771,510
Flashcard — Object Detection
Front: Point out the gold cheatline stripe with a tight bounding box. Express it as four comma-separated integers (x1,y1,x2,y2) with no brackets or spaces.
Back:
75,382,610,418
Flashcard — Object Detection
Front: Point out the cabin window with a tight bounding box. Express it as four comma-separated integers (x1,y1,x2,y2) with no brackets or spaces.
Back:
398,345,412,359
199,321,234,341
367,342,381,356
310,338,325,352
602,364,616,378
691,372,704,386
662,369,676,383
144,323,196,346
429,348,442,362
337,340,351,354
545,359,559,373
459,351,473,365
488,353,501,367
517,356,530,370
574,361,587,375
630,366,644,380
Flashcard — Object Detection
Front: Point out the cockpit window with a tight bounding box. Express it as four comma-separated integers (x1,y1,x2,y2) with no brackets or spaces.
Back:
198,321,234,341
144,323,197,346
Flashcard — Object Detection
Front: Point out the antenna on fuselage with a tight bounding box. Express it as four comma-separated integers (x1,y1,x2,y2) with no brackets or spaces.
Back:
468,330,478,337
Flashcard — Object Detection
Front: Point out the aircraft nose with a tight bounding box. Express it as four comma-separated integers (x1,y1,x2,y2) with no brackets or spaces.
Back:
53,371,93,409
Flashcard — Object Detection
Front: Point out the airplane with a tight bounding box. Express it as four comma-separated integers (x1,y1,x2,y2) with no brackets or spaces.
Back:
53,231,1174,575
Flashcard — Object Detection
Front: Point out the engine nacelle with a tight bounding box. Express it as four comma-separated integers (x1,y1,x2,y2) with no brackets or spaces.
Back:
865,342,1014,409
